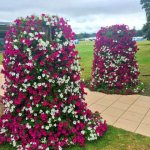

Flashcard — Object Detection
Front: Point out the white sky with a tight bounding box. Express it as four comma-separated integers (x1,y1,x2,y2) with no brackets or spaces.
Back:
0,0,146,33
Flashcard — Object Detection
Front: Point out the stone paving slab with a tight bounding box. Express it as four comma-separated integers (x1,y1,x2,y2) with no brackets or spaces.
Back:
0,70,150,137
85,89,150,137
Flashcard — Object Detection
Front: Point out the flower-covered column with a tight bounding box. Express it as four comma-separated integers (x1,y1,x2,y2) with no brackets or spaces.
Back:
91,25,143,94
0,14,107,150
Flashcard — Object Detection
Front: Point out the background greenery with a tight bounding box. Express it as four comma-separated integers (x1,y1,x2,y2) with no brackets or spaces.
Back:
140,0,150,39
0,54,2,64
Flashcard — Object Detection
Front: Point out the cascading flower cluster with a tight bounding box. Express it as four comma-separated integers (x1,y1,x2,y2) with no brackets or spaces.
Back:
91,25,143,94
0,14,107,150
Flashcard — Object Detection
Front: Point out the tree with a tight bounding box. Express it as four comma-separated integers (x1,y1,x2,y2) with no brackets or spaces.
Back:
75,33,96,40
141,0,150,19
134,29,143,36
0,41,3,51
141,0,150,39
143,22,150,39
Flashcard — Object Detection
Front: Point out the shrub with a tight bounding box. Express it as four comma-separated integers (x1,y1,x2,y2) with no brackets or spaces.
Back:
0,14,107,150
91,25,143,94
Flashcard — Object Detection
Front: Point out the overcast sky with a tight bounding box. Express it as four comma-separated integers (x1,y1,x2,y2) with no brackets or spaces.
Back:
0,0,146,33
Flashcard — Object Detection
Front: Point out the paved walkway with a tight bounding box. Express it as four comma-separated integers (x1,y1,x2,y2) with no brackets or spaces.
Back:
0,66,150,137
85,88,150,137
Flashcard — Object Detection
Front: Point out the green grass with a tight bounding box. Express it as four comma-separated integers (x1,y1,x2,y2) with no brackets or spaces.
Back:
136,41,150,96
76,41,93,81
76,40,150,96
67,126,150,150
1,126,150,150
0,53,2,64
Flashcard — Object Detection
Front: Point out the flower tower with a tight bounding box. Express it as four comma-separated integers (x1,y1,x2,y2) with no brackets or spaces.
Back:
91,25,142,94
0,15,107,150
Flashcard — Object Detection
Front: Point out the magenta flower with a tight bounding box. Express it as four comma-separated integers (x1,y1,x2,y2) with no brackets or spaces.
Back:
91,24,143,94
0,14,107,150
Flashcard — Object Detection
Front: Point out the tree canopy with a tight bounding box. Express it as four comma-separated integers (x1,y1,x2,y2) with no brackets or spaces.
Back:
141,0,150,20
141,0,150,39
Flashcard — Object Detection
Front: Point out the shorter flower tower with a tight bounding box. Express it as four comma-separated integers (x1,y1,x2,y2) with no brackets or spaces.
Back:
91,25,142,94
0,15,107,150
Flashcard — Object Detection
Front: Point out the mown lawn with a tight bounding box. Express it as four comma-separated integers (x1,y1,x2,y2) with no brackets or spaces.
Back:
76,40,150,96
137,41,150,96
0,53,2,64
68,125,150,150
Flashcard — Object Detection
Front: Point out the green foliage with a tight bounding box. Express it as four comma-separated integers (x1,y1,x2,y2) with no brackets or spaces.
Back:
0,25,9,30
141,0,150,39
75,33,96,40
141,0,150,19
0,41,4,51
0,24,9,50
0,53,3,62
142,23,150,40
134,29,143,36
0,25,8,38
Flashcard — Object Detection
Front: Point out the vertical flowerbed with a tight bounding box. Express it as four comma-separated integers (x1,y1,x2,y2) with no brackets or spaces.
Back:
0,15,107,150
91,25,143,94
